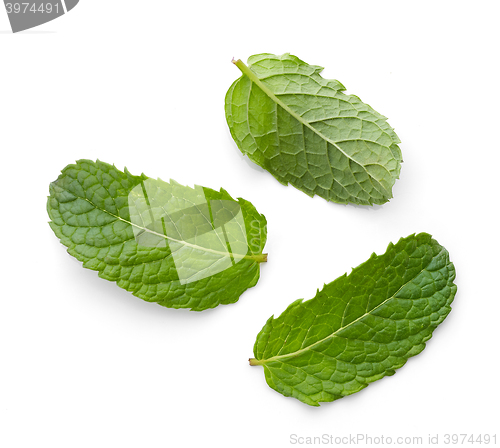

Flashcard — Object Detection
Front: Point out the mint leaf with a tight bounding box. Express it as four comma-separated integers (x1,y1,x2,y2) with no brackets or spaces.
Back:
47,160,267,311
250,233,456,406
225,53,402,205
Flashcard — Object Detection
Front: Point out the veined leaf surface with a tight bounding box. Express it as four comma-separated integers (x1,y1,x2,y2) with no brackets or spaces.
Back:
225,53,402,205
250,233,456,406
48,160,267,311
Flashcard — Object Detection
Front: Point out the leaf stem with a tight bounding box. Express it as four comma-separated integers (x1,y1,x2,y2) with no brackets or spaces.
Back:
232,58,277,101
250,253,268,263
249,358,264,366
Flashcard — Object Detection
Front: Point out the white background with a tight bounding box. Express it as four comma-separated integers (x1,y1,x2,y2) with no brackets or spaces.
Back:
1,1,499,447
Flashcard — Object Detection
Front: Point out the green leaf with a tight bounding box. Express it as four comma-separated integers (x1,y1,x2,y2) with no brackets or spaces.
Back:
250,233,456,406
225,53,402,205
47,160,268,311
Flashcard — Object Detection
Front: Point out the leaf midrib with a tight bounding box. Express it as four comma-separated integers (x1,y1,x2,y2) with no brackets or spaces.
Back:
233,59,394,199
57,182,264,262
235,61,378,172
256,248,444,365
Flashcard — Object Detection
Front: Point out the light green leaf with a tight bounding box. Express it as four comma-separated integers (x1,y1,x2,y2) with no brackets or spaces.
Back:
250,233,456,406
225,53,402,205
47,160,267,311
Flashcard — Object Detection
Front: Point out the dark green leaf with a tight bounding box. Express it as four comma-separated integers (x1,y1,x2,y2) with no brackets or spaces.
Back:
48,160,267,311
250,233,456,405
